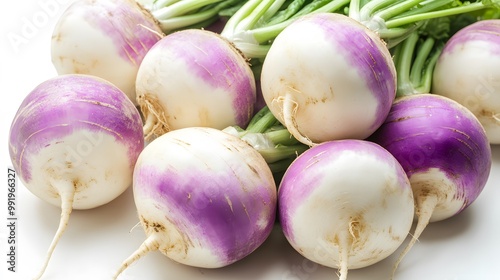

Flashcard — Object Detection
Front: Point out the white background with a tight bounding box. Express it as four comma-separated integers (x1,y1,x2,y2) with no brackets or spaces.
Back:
1,1,499,280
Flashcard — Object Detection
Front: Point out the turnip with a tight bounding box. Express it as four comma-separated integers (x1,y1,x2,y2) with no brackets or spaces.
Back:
136,28,257,139
278,140,415,280
432,19,500,144
8,74,144,279
368,94,492,275
260,12,397,146
51,0,164,105
113,127,277,278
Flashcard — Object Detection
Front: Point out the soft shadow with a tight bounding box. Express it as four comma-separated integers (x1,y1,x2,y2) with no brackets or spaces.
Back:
417,204,475,243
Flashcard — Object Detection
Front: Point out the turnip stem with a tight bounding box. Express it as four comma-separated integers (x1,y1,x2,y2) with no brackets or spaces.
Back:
391,192,438,279
33,179,76,280
280,91,313,147
152,0,224,20
113,233,161,280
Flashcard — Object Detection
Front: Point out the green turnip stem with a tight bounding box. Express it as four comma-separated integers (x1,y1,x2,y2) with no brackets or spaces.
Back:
348,0,495,45
258,144,309,163
157,8,221,31
221,0,349,58
395,32,419,97
246,106,277,133
391,192,438,279
412,39,442,94
224,105,309,173
113,233,161,280
152,0,224,20
385,2,491,29
394,30,443,97
33,179,76,280
249,0,350,44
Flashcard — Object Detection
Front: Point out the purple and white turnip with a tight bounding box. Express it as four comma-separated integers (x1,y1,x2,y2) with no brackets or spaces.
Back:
278,140,414,280
369,94,492,275
136,29,256,139
51,0,164,105
260,13,397,146
113,127,277,279
8,74,144,279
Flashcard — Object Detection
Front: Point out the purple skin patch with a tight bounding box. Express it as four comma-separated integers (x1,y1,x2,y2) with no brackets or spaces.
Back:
9,74,144,182
278,139,409,242
441,20,500,56
152,29,256,127
77,0,162,66
298,13,396,130
134,160,276,265
369,94,492,214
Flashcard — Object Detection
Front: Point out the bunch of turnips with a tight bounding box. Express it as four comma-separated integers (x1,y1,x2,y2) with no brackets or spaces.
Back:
8,0,498,279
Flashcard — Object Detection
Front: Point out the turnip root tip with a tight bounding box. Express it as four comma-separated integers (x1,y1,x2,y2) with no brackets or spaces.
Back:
33,179,75,280
113,234,161,280
391,189,439,279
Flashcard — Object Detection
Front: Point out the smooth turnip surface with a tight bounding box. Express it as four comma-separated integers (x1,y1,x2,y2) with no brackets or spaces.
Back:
432,19,500,144
9,74,144,279
278,140,414,280
261,13,396,146
136,29,256,139
369,94,491,274
51,0,163,105
113,127,276,278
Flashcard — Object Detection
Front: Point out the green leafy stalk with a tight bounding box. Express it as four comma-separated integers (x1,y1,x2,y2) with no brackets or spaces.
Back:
221,0,350,58
385,1,497,29
392,10,494,98
223,106,309,173
142,0,247,33
349,0,500,47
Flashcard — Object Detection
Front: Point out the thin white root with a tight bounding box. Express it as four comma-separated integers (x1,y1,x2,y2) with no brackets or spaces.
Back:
336,229,351,280
129,221,142,233
33,179,76,280
492,112,500,123
278,92,314,147
391,193,438,279
112,233,161,280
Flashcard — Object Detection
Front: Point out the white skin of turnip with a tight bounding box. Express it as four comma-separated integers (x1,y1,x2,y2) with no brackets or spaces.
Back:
51,0,163,105
260,13,396,146
432,20,500,144
136,29,256,140
8,75,144,279
113,127,277,279
278,140,414,280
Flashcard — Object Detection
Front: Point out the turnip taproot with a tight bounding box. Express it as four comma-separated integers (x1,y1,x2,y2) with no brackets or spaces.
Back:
8,74,144,279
